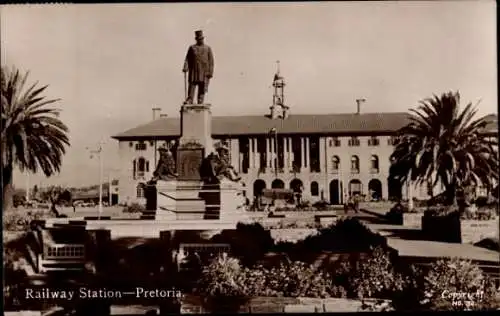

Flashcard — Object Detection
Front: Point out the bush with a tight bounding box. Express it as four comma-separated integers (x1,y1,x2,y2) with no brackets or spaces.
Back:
195,255,345,299
123,203,145,213
328,247,413,302
211,223,274,267
475,197,489,207
313,200,330,210
461,208,495,221
3,209,50,231
424,206,458,217
420,258,500,311
385,203,406,224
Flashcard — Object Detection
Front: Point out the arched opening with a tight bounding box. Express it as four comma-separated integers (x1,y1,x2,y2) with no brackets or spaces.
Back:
368,179,383,201
290,178,303,193
331,156,340,173
388,163,402,201
349,179,362,197
253,179,266,197
388,177,402,201
351,155,360,173
370,155,379,173
136,157,148,178
271,179,285,189
329,180,343,205
310,181,319,196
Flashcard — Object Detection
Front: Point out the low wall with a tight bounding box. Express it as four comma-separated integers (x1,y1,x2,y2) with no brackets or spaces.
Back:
403,213,423,229
422,213,461,243
422,214,498,244
461,219,499,244
180,295,392,313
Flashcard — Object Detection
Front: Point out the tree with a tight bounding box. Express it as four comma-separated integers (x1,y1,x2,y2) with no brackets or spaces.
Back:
389,91,498,208
1,66,69,212
40,186,72,217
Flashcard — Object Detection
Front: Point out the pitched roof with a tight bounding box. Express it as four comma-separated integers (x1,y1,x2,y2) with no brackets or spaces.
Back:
113,112,411,139
112,112,498,140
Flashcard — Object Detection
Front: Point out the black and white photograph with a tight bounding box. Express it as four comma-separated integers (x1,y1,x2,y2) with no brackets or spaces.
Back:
1,1,499,315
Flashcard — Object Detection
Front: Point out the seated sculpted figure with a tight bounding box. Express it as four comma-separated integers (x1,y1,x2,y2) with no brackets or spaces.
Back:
200,142,242,184
150,143,178,183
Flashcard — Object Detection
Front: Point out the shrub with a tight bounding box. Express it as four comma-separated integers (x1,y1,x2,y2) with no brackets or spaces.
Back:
420,258,500,311
3,209,50,231
385,203,406,224
195,254,246,297
302,218,388,253
211,223,274,267
123,203,145,213
313,200,330,210
461,208,495,221
328,247,412,302
3,234,32,311
195,255,345,299
475,196,489,207
424,206,458,217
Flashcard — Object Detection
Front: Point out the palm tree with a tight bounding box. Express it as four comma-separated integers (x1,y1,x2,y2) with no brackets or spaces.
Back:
1,66,70,212
389,91,498,210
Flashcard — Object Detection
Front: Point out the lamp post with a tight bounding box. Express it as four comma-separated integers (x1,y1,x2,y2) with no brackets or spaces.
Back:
26,172,30,203
88,143,104,218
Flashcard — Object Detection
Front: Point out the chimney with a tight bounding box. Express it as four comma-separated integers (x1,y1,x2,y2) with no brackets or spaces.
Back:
355,99,366,115
152,107,162,120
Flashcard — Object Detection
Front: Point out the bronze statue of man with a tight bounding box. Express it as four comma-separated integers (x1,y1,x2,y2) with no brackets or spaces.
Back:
183,30,214,104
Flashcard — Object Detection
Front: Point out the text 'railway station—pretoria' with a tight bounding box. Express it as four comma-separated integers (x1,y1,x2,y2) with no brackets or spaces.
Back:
112,64,498,206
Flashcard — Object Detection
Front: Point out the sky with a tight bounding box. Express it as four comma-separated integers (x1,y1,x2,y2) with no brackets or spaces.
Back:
1,1,497,188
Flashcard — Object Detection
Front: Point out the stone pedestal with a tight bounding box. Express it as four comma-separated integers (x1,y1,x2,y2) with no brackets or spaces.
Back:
219,179,250,223
156,180,205,220
179,104,213,154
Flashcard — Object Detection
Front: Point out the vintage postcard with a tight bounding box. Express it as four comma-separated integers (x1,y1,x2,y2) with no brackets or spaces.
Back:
1,2,499,315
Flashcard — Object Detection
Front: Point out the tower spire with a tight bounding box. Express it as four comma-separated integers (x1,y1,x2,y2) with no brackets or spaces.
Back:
270,61,289,119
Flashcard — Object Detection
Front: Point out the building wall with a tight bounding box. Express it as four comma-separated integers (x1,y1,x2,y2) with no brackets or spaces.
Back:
118,134,495,205
118,140,157,204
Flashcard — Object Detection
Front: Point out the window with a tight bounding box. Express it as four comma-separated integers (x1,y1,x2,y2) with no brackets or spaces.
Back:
331,156,340,173
132,160,136,179
137,185,144,198
134,157,149,178
368,136,379,146
149,140,154,146
311,181,319,196
129,142,133,148
351,155,360,173
135,142,147,151
329,137,341,147
388,136,400,146
370,155,379,173
348,136,360,147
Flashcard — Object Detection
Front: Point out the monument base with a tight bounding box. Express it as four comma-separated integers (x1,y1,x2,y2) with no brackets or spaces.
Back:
219,179,250,223
152,178,249,223
157,180,206,220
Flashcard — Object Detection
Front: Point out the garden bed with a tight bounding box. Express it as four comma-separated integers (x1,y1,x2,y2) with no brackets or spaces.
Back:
180,295,393,313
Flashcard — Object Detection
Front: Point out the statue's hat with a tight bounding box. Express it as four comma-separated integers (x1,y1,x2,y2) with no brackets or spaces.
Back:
195,30,204,40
